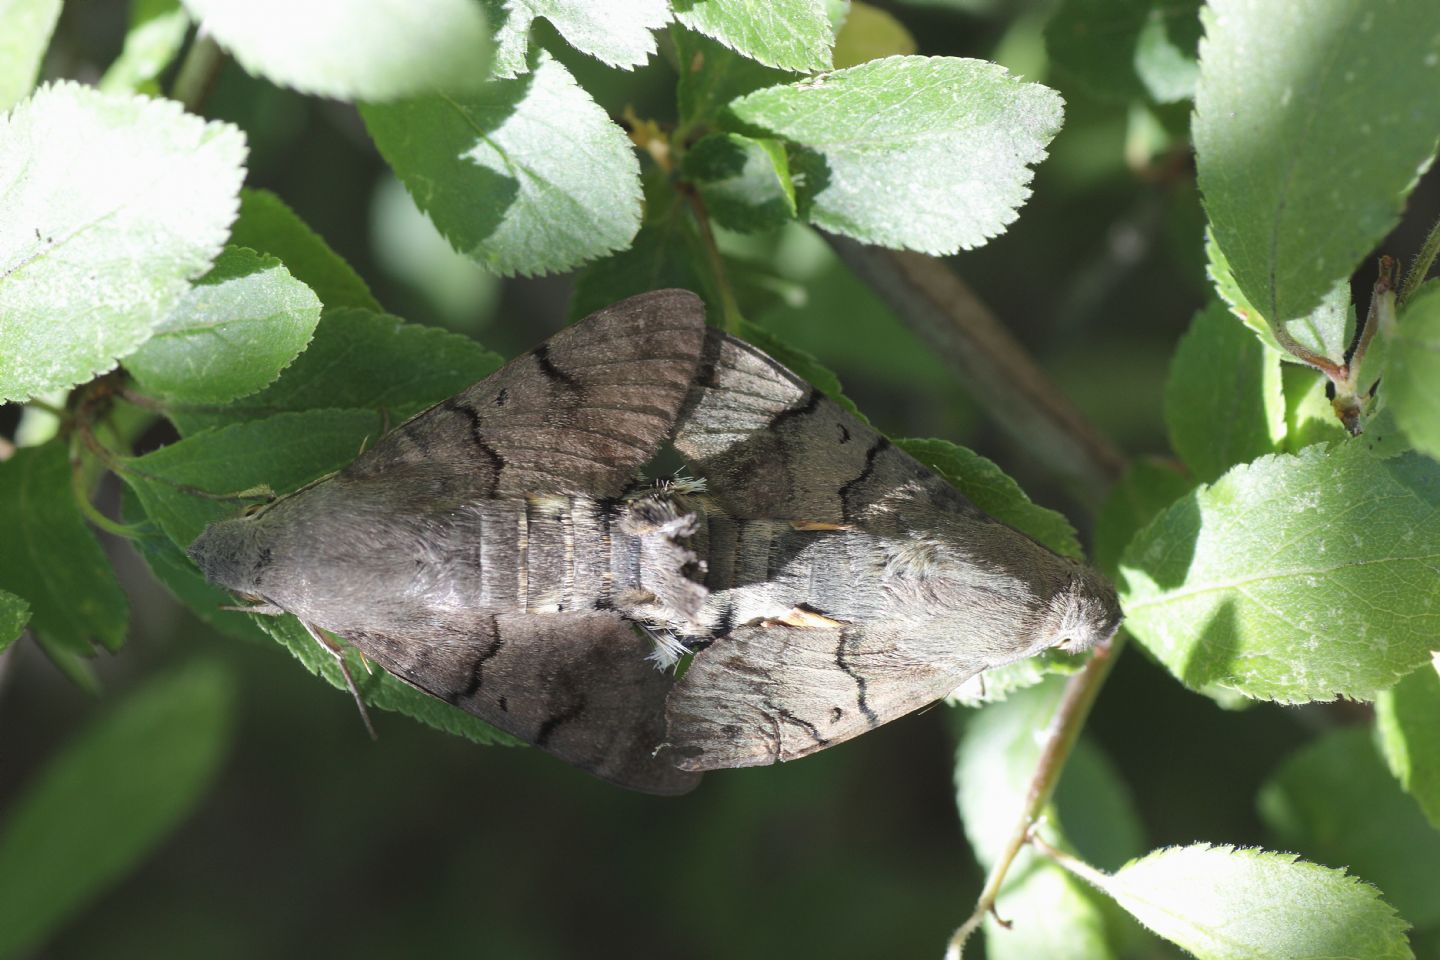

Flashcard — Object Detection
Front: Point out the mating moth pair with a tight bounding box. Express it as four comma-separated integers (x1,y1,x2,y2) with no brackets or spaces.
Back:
190,290,1121,794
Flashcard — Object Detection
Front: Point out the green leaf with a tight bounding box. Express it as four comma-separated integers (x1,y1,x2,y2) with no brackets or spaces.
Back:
485,0,668,75
948,649,1084,707
0,589,29,653
229,189,381,312
179,0,493,100
682,132,797,233
831,1,916,69
98,0,191,95
1075,844,1412,960
1259,725,1440,929
123,412,515,747
125,247,322,404
1194,0,1440,329
0,443,128,658
1376,657,1440,830
1164,300,1285,482
569,214,713,323
955,679,1132,959
1120,440,1440,703
1385,281,1440,461
1282,365,1349,452
361,53,642,277
0,0,61,111
1046,0,1202,103
0,660,235,959
897,437,1083,557
673,25,794,127
0,82,247,403
724,56,1063,254
673,0,833,72
167,307,500,435
1094,456,1194,578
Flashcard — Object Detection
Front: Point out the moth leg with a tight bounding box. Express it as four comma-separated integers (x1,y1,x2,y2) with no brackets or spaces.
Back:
219,600,286,616
299,619,378,741
788,520,850,531
763,607,848,629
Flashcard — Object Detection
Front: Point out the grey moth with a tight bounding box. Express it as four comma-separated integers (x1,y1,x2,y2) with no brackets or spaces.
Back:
189,290,1122,795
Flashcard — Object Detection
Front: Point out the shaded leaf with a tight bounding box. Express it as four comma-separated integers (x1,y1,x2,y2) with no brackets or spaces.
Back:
361,53,641,277
1164,300,1285,482
1194,0,1440,329
1094,456,1194,578
0,0,61,111
1376,657,1440,830
1259,725,1440,928
673,0,833,72
1075,844,1412,960
0,443,128,658
126,246,322,404
898,437,1082,557
0,661,235,959
1046,0,1202,103
0,589,29,653
229,188,381,312
168,307,501,435
1120,441,1440,702
725,56,1063,254
180,0,492,100
0,82,246,402
98,0,190,95
673,25,793,127
1385,281,1440,461
1282,365,1349,452
569,213,712,322
682,132,797,233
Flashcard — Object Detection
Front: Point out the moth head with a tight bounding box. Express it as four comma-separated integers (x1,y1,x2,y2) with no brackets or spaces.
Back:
1045,563,1124,655
187,512,275,598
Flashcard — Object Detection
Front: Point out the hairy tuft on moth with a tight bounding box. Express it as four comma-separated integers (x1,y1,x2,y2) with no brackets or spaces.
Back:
190,290,1121,794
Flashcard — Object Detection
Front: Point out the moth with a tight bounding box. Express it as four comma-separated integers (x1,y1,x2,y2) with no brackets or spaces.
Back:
189,290,1122,795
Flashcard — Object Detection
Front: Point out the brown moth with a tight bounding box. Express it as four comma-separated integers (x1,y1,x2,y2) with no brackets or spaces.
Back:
189,290,1122,795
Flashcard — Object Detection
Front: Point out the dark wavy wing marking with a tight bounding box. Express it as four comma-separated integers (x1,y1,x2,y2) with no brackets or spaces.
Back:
346,290,708,498
338,610,699,795
662,622,988,771
671,328,975,522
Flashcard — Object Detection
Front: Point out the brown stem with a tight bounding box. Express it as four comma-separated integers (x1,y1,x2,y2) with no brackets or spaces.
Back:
684,189,744,334
825,239,1127,505
945,632,1125,959
1270,321,1348,383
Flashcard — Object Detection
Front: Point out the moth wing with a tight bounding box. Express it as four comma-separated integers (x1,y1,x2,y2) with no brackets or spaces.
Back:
663,622,986,771
674,329,973,522
337,611,700,795
349,290,708,498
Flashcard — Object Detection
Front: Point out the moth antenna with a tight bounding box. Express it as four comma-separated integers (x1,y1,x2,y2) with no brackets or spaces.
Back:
300,619,378,741
219,601,285,616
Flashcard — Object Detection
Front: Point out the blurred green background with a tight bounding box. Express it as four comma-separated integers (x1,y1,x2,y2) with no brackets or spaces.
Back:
4,1,1439,957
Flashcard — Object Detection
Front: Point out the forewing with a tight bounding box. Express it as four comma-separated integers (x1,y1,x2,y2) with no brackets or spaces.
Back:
663,622,987,771
338,611,700,795
348,290,708,498
674,329,973,522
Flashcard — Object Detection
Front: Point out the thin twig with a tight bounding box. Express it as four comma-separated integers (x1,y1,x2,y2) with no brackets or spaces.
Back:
825,239,1127,504
1271,320,1348,383
945,632,1125,959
